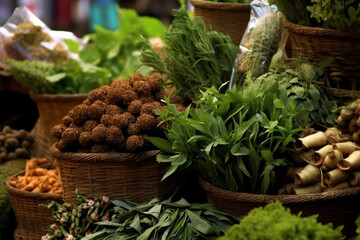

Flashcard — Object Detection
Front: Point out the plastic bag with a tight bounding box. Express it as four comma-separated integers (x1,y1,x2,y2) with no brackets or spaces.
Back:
229,0,287,89
0,6,80,72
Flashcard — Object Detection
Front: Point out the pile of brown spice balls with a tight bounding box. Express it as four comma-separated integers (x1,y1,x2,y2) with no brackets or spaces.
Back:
51,73,185,153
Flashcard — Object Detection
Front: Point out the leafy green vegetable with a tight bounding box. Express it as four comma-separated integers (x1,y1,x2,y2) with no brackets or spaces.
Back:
219,201,344,240
79,7,165,79
268,0,313,26
7,59,111,94
249,55,338,128
149,79,303,194
204,0,251,3
137,7,238,102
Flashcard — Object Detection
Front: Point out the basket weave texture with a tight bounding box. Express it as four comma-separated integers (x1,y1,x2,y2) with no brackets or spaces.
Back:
283,20,360,98
5,171,63,240
29,93,87,161
199,176,360,238
51,146,183,204
190,0,250,46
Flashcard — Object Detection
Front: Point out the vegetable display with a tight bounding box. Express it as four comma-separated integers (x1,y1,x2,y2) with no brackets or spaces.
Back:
269,0,360,30
137,7,238,102
51,73,185,153
149,79,302,194
0,125,33,162
9,158,63,194
43,192,238,240
219,201,344,240
204,0,251,2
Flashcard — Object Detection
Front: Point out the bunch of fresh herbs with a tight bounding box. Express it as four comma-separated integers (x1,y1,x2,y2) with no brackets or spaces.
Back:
83,195,238,240
7,58,111,94
219,201,344,240
137,7,238,102
269,0,360,30
249,54,338,129
149,80,303,194
72,7,165,80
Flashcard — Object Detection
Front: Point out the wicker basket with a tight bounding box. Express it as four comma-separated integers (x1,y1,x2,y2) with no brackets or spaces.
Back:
283,20,360,98
29,93,87,161
51,145,185,204
199,176,360,238
4,171,63,240
190,0,251,46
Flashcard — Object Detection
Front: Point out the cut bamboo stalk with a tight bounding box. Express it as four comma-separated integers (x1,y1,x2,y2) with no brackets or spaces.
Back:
333,141,360,155
322,149,343,170
294,132,327,151
294,182,322,195
324,168,350,187
311,145,333,166
338,150,360,171
295,164,320,186
293,150,314,165
325,127,342,143
348,117,358,134
349,171,360,186
285,167,303,182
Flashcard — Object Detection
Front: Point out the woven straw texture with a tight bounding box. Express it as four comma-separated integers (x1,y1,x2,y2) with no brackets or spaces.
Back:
51,146,183,204
190,0,250,46
283,20,360,98
29,93,87,161
199,176,360,238
5,171,63,240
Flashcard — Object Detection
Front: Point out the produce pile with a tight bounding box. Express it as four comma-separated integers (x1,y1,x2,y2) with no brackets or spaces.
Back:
51,73,184,153
0,125,33,162
9,158,63,194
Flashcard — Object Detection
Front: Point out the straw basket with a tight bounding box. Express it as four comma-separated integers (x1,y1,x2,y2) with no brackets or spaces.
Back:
199,176,360,238
4,171,63,240
51,146,184,204
29,93,87,161
190,0,251,46
283,20,360,98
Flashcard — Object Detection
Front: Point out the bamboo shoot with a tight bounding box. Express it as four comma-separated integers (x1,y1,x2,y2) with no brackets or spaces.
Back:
295,164,321,186
294,132,327,151
324,168,350,187
338,150,360,171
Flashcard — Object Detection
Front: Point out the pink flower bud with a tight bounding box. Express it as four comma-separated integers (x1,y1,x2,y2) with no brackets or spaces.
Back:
90,212,99,221
102,196,109,204
50,224,58,230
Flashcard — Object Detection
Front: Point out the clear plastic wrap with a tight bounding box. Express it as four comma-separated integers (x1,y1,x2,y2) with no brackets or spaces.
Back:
229,0,286,89
0,6,80,72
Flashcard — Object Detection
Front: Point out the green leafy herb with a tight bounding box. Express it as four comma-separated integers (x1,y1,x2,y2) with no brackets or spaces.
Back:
137,7,238,102
219,201,344,240
79,7,165,80
149,79,303,194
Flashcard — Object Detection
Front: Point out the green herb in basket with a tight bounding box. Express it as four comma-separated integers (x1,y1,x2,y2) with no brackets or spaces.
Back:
219,201,344,240
137,7,238,102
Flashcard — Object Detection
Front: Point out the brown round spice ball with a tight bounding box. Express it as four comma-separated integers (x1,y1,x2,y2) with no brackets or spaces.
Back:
111,78,131,90
100,114,113,126
139,96,155,104
79,132,93,147
133,81,151,97
127,123,141,136
106,126,124,145
106,105,123,115
88,100,107,120
175,103,187,112
56,139,68,151
127,100,143,115
147,75,162,93
91,124,107,143
156,116,169,130
137,114,156,131
62,128,80,144
83,120,99,132
72,104,89,126
91,144,110,153
112,112,135,129
126,135,144,152
107,87,123,105
62,115,73,126
50,124,67,139
122,90,138,105
88,87,107,103
68,109,75,118
128,73,145,86
155,90,165,101
83,98,91,106
140,102,161,115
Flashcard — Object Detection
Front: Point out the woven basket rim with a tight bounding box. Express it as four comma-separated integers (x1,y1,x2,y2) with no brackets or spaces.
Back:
190,0,250,10
29,92,88,102
51,144,162,163
283,19,360,39
198,176,360,204
4,170,63,201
